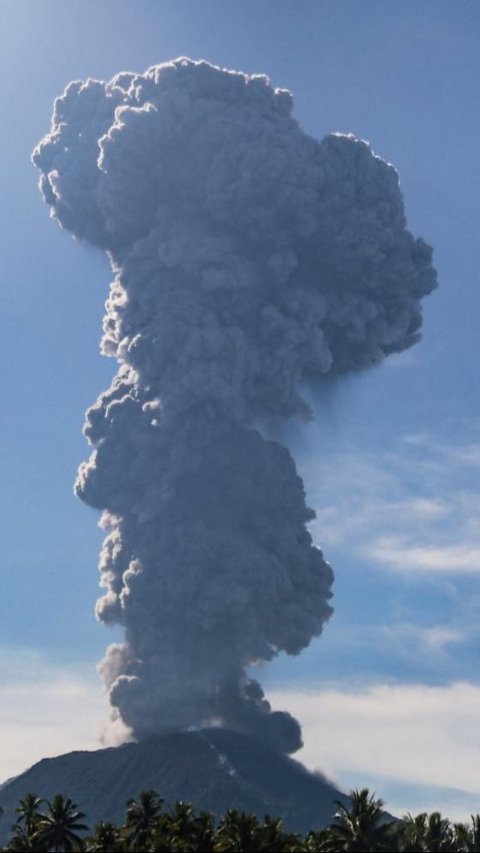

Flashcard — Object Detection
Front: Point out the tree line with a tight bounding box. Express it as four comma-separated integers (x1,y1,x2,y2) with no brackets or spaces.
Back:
2,787,480,852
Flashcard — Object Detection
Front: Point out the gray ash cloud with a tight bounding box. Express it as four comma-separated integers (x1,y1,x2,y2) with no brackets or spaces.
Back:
33,58,436,752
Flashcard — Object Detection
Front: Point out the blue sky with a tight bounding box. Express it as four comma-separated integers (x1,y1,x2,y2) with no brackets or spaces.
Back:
1,0,480,821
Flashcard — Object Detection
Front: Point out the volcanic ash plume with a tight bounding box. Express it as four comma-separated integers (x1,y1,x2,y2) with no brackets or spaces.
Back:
33,58,436,753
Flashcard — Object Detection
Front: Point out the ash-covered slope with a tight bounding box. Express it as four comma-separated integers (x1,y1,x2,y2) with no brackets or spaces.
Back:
0,728,345,840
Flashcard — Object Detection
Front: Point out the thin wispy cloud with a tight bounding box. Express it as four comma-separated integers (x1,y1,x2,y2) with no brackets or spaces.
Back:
367,538,480,574
378,622,468,663
305,432,480,577
402,432,480,466
365,621,480,685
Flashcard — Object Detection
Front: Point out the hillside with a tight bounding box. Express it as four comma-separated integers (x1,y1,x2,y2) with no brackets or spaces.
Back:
0,728,345,841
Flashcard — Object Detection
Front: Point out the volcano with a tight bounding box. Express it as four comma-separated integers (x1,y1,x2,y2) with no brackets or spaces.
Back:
0,729,346,841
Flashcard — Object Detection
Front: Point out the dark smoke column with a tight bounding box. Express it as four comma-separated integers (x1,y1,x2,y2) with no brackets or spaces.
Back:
33,59,436,752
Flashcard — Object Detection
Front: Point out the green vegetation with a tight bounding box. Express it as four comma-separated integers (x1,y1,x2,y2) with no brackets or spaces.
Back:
2,787,480,852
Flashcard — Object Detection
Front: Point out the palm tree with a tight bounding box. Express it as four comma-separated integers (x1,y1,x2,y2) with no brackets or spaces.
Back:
125,789,164,851
215,809,266,852
304,827,336,852
32,794,88,852
424,812,454,852
5,794,45,851
332,788,396,852
399,812,427,851
469,815,480,852
86,821,123,852
162,801,205,852
15,794,44,836
153,800,204,853
192,810,216,852
260,815,299,852
452,821,473,853
5,824,43,852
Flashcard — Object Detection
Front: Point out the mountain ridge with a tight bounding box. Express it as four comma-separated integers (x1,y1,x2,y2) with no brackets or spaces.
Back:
0,728,346,841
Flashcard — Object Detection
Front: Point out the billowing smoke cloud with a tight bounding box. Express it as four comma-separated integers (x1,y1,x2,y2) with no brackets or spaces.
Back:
33,58,436,753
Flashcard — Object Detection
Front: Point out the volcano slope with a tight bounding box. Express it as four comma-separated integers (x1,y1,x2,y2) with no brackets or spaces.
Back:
0,728,346,841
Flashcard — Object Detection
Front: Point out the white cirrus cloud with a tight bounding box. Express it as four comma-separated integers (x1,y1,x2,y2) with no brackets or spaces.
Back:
365,538,480,575
301,433,480,577
380,622,467,657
